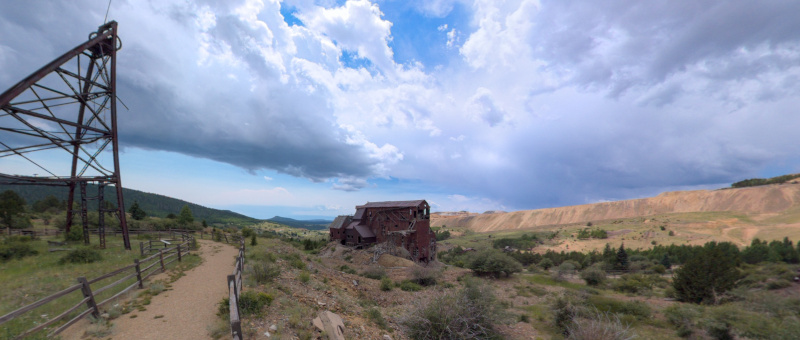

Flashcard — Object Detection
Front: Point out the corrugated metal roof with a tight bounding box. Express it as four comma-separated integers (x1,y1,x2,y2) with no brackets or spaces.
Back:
357,200,427,209
328,215,351,229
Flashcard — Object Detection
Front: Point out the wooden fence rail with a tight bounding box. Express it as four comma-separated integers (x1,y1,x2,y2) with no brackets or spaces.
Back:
227,238,246,340
0,233,195,339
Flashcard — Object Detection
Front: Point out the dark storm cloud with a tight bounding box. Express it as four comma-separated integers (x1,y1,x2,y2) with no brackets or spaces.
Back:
0,1,380,182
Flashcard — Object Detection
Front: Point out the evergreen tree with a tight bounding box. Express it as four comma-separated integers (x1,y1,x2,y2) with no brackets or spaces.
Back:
128,200,147,220
741,238,770,264
660,253,672,269
672,245,739,304
602,243,615,264
0,190,26,232
178,205,194,226
615,243,629,270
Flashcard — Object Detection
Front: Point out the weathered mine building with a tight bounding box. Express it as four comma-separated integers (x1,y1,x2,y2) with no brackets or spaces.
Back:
329,200,436,262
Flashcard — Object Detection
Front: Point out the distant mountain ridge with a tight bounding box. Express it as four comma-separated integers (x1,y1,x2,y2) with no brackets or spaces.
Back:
266,216,333,230
0,184,258,225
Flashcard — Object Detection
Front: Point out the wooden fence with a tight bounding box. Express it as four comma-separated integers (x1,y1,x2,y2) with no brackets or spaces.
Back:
139,233,193,256
227,237,246,340
0,234,195,339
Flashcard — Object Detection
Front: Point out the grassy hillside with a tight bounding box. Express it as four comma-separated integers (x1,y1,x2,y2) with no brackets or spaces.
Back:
0,184,258,225
266,216,332,231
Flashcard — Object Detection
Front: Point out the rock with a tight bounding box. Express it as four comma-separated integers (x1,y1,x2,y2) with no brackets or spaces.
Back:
317,301,326,306
100,313,110,320
383,335,392,340
312,311,345,340
264,331,271,337
352,280,358,286
269,324,278,331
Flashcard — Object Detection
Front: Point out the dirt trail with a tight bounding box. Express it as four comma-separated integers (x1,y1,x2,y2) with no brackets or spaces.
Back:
64,240,238,340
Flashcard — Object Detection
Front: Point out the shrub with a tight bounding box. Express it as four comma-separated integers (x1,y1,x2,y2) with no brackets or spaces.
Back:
380,277,393,291
339,265,357,275
580,267,606,286
399,280,423,292
0,241,38,262
251,262,281,284
241,227,255,238
612,274,666,294
567,311,636,340
361,266,387,280
552,295,578,336
290,258,306,270
766,279,792,290
663,304,701,338
410,266,439,286
364,307,389,330
539,258,554,270
250,234,257,246
400,278,505,339
298,271,310,283
467,249,523,278
238,291,273,316
65,227,84,242
587,296,650,319
59,248,102,264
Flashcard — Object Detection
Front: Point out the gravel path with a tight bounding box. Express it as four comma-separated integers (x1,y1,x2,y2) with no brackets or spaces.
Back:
63,240,238,340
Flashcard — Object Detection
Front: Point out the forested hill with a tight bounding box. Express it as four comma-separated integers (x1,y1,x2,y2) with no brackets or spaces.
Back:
0,184,258,225
266,216,333,230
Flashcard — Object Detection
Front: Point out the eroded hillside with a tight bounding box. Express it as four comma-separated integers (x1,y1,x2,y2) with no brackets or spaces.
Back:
433,184,800,233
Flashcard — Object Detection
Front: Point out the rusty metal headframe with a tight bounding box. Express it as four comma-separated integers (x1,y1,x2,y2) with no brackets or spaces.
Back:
0,21,130,250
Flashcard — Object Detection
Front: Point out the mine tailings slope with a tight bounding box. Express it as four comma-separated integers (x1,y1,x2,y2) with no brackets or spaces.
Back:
435,184,800,232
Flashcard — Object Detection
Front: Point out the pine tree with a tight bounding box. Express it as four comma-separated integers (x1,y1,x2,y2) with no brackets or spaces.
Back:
178,205,194,226
672,245,739,304
128,201,147,220
660,253,672,269
615,243,629,270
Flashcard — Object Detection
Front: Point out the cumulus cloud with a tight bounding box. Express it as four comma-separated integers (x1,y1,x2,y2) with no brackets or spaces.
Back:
4,0,800,214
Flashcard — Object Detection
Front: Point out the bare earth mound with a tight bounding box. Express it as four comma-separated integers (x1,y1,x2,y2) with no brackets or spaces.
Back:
433,184,800,232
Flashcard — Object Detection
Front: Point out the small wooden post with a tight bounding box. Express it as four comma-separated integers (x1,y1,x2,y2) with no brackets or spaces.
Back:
134,259,144,289
224,234,228,243
177,244,182,262
159,249,165,272
139,242,144,257
78,277,100,318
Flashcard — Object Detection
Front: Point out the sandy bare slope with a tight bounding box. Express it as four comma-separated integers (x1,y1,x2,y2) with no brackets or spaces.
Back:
433,184,800,232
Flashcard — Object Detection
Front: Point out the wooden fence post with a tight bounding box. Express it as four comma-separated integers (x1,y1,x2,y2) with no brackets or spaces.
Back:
177,244,182,262
159,249,165,272
134,259,144,289
224,234,228,243
228,274,242,340
77,277,100,319
139,242,144,257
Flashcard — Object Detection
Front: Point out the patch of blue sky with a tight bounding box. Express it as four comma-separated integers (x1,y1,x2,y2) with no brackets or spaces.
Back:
339,50,375,70
277,4,304,27
378,0,471,70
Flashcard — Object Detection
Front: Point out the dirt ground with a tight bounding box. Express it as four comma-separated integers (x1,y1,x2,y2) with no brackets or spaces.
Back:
60,240,238,340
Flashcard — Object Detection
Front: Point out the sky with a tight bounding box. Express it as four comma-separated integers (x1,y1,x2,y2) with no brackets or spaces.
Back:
2,0,800,220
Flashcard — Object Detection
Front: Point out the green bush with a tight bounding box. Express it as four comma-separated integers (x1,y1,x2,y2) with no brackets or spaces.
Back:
339,265,357,275
612,274,666,294
766,279,792,290
364,307,390,330
65,227,84,242
290,258,306,270
400,278,505,339
467,249,523,278
663,304,701,338
238,291,273,316
59,248,102,264
361,266,387,280
587,296,650,319
410,266,439,286
672,245,739,304
567,310,636,340
0,240,38,262
250,262,281,284
552,295,578,336
399,280,423,292
380,277,393,291
580,267,606,286
298,271,310,283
